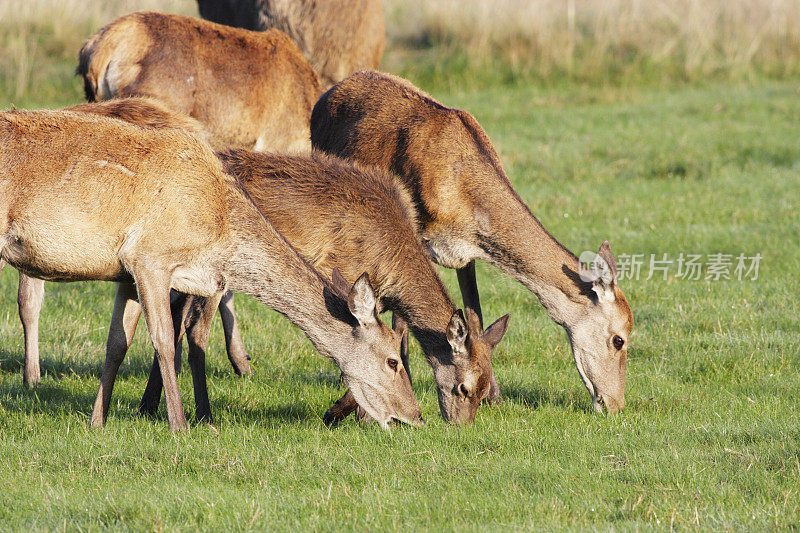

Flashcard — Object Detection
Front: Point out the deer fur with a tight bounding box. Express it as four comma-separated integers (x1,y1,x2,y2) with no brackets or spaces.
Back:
0,107,422,430
0,97,248,387
78,11,321,152
139,149,510,425
69,99,506,424
310,71,634,413
196,0,385,89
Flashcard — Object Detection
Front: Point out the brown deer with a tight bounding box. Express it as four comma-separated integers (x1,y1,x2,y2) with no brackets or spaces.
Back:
0,97,249,387
310,71,634,414
196,0,385,89
137,148,510,425
0,107,423,430
78,11,321,152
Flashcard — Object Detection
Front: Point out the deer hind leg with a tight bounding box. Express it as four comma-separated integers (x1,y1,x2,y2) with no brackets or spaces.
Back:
90,282,141,427
218,290,251,375
185,293,224,422
457,260,501,403
18,272,44,387
139,292,192,417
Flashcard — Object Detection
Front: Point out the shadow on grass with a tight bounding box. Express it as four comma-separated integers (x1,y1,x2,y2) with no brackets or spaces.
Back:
131,397,316,427
292,370,341,388
0,352,330,429
215,398,315,425
0,380,97,418
0,347,240,384
500,381,591,413
0,377,318,429
0,348,100,381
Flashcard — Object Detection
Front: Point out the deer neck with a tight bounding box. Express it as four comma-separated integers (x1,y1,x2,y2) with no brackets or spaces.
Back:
385,270,457,370
473,180,588,328
219,184,353,363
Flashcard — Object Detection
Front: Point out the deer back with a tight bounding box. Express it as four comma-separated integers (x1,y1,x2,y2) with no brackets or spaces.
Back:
79,11,320,151
0,109,228,282
197,0,385,89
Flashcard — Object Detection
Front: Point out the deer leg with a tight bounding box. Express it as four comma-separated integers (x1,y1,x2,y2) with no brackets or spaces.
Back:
135,271,187,431
139,292,192,417
392,313,411,386
171,291,185,375
184,293,224,422
457,260,501,402
218,290,251,375
457,260,484,326
90,282,141,426
18,273,44,387
322,389,359,426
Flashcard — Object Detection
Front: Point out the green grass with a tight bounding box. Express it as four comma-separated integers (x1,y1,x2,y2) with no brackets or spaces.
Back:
1,78,799,529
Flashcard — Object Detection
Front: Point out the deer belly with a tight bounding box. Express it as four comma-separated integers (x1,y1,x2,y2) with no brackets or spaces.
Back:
0,224,125,282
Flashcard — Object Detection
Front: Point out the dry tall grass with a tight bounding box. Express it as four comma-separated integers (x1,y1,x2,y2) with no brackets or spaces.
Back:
2,0,800,105
0,0,195,104
383,0,800,84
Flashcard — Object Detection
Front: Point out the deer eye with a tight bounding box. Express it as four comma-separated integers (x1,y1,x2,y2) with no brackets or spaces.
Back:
387,358,399,372
612,335,625,350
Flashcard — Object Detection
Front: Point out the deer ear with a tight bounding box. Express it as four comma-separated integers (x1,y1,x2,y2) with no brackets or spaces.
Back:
330,267,351,299
446,309,468,353
579,242,617,303
347,272,378,326
597,241,618,281
483,314,510,350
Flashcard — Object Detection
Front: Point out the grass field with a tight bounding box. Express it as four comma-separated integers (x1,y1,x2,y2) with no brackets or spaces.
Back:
1,1,800,531
1,80,798,529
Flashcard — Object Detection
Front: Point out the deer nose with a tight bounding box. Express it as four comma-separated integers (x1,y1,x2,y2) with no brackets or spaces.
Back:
600,394,624,414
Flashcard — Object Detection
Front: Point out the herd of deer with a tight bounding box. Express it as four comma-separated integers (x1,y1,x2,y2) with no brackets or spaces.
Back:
0,0,633,431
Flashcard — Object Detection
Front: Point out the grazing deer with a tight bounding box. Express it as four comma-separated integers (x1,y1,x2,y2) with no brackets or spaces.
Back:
310,71,634,413
196,0,385,89
0,108,422,430
0,97,249,387
78,11,321,152
139,149,510,425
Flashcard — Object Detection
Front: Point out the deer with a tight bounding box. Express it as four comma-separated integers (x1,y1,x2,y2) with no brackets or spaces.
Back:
136,148,511,425
196,0,385,89
310,71,634,414
0,97,249,387
0,107,423,430
78,11,321,153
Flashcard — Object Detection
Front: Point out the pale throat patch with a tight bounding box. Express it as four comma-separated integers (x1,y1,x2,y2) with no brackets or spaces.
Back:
423,234,486,269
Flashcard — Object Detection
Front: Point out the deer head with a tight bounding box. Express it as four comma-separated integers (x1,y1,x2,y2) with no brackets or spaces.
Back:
434,308,510,425
571,241,633,414
330,269,424,428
